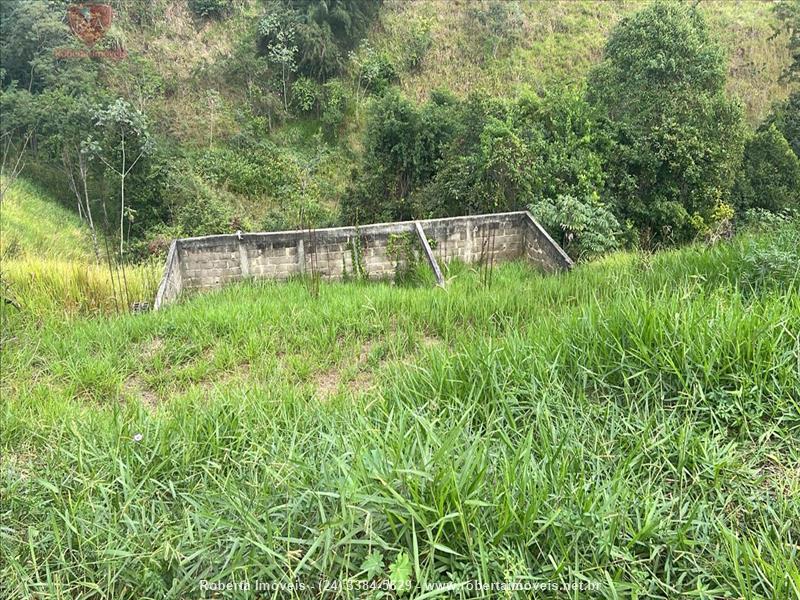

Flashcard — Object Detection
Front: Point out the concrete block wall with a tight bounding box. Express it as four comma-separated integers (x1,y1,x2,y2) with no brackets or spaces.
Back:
424,212,526,266
521,212,575,272
154,211,572,309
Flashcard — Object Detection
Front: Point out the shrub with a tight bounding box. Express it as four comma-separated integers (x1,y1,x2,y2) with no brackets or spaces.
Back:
404,20,433,71
194,146,291,199
321,79,349,139
188,0,231,18
162,165,237,236
466,0,524,59
356,45,399,95
689,202,735,244
766,91,800,157
740,207,797,231
733,124,800,213
529,194,620,261
291,76,321,114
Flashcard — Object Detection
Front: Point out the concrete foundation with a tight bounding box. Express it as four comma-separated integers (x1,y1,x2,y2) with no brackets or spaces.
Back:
154,211,572,309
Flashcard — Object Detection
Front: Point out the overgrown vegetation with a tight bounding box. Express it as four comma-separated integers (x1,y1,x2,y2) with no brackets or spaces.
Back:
0,180,160,319
2,225,798,597
1,0,797,263
344,2,799,257
1,3,799,596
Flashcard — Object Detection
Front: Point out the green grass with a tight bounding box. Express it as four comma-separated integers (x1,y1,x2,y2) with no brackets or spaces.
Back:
0,179,162,319
1,226,799,598
0,178,91,261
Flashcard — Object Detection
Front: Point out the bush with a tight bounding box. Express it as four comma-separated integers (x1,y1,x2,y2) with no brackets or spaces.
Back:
404,20,433,71
291,76,321,114
740,207,797,231
733,124,800,213
766,91,800,157
194,146,292,199
162,166,238,237
321,79,349,139
356,45,399,95
529,194,620,261
188,0,231,18
466,0,524,59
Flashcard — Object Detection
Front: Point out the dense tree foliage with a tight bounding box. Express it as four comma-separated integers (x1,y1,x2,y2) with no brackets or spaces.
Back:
587,1,745,244
342,88,612,231
767,91,800,157
734,124,800,213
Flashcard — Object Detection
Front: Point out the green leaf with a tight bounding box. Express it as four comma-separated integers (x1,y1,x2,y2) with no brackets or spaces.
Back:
388,551,412,591
361,550,385,579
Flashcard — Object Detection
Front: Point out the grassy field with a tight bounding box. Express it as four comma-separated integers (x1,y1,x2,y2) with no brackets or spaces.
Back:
1,223,798,598
0,179,161,318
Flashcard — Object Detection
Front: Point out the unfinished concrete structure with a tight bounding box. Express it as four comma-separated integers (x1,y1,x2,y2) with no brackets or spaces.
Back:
154,211,572,309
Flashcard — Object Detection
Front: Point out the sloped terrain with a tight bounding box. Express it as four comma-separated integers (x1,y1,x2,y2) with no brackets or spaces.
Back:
2,226,798,597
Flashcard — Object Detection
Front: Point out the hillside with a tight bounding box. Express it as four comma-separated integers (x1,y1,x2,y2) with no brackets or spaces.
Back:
374,0,792,121
2,225,799,596
120,0,793,148
0,179,160,316
2,0,797,256
0,178,91,261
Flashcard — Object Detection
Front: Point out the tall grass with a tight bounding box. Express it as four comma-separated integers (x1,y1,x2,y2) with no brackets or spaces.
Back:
2,257,161,317
1,227,798,598
0,178,90,260
1,179,162,319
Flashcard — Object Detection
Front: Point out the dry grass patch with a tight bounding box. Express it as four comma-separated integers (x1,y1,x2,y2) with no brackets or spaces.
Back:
123,375,160,412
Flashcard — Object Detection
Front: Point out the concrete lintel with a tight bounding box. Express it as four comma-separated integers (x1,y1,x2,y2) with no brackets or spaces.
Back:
414,221,445,287
176,212,527,248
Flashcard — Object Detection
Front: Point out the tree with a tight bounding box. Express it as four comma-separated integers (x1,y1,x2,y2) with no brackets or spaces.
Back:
84,99,153,256
734,125,800,213
0,82,34,203
472,117,537,212
35,87,109,262
0,0,68,93
588,1,745,244
258,7,298,112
